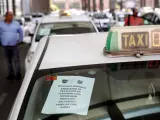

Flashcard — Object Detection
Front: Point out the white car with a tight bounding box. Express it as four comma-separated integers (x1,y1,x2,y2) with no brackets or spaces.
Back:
93,13,111,31
24,14,99,71
142,12,160,25
139,7,154,16
24,15,32,24
9,28,160,120
23,15,35,35
14,17,29,36
32,12,45,23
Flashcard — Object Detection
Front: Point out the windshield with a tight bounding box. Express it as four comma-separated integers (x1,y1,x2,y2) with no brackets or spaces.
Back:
93,14,108,19
35,22,97,42
19,62,160,120
24,17,31,22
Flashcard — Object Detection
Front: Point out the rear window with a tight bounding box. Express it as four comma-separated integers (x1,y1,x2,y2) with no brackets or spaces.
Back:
35,21,97,42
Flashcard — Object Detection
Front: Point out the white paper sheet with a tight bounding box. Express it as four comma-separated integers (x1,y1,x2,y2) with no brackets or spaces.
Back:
41,76,95,115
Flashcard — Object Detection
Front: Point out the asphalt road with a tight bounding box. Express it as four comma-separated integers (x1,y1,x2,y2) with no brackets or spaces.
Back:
0,44,29,120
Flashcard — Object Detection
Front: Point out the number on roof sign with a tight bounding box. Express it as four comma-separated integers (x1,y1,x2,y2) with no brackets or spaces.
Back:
121,32,149,49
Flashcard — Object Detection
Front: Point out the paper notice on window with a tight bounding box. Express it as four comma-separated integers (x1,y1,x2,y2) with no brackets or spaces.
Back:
39,28,51,36
41,76,95,115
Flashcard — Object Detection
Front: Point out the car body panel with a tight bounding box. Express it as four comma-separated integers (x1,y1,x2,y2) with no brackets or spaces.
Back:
9,32,160,120
25,15,99,71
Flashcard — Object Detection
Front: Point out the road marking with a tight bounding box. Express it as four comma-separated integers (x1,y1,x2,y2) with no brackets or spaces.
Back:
0,93,8,106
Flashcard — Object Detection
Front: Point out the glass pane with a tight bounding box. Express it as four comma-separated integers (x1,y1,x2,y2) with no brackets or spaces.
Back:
22,61,160,120
107,61,160,119
23,68,111,120
35,22,96,42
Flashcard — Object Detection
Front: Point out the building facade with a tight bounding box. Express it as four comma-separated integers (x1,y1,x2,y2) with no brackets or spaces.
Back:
53,0,110,10
20,0,160,15
111,0,160,9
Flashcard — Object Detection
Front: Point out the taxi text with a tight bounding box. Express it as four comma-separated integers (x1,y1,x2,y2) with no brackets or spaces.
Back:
122,32,149,49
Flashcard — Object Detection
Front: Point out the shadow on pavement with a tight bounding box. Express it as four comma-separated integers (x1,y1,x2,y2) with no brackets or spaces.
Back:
0,44,29,120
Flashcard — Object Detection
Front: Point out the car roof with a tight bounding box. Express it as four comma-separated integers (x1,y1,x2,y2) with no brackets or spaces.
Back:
38,32,160,70
41,15,92,23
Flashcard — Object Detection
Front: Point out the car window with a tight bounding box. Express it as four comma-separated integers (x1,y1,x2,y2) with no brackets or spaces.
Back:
35,22,97,42
32,14,37,18
23,68,110,120
19,61,160,120
143,13,153,21
142,13,160,25
32,13,44,18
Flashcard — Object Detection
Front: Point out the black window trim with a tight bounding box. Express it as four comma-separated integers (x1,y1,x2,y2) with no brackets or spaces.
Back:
17,36,160,120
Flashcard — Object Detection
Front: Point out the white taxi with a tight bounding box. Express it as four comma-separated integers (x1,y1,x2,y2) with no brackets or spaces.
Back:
92,13,111,31
10,27,160,120
24,12,98,71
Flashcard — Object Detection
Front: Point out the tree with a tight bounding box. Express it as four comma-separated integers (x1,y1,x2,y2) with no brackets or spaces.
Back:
12,0,16,15
100,0,103,11
93,0,96,11
88,0,90,11
82,0,87,10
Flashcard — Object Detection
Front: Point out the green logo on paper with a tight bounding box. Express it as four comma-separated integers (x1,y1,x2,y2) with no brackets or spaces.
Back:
62,79,68,83
77,80,83,84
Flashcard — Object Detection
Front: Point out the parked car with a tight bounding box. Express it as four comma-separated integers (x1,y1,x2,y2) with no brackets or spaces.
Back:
14,16,29,36
24,13,99,71
93,13,111,31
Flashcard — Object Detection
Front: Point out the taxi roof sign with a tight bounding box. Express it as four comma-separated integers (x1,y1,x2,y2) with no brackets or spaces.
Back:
59,10,71,17
104,25,160,57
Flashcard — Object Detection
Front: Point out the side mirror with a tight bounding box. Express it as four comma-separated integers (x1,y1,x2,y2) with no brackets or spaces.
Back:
23,36,31,44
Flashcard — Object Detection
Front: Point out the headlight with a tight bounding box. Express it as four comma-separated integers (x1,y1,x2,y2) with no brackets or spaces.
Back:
27,52,34,63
